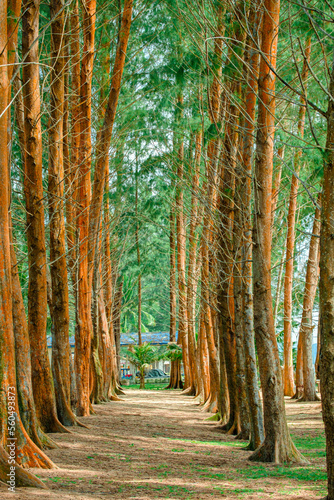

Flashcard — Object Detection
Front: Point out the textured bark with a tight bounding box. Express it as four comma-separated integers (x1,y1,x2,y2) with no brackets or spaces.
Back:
48,0,80,427
298,197,321,401
22,0,66,433
250,0,304,463
75,0,96,416
239,0,264,450
186,133,202,395
167,182,183,390
176,132,191,390
11,236,57,450
88,0,133,287
319,63,334,500
135,162,142,345
0,6,55,473
217,92,239,433
283,39,311,397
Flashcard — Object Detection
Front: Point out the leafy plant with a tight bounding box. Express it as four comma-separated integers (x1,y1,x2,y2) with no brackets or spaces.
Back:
123,342,159,389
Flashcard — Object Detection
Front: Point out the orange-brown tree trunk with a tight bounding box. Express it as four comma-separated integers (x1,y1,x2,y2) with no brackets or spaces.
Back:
186,132,202,396
22,0,67,433
166,181,183,390
88,0,133,288
319,62,334,500
283,39,311,397
299,198,321,401
239,0,264,451
48,0,81,427
250,0,304,463
0,3,55,475
75,0,96,416
175,100,191,390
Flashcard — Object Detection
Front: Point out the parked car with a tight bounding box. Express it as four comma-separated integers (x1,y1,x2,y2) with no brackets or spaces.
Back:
136,369,167,378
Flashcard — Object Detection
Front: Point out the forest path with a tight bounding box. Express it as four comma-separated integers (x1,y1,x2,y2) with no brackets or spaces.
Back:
8,389,326,499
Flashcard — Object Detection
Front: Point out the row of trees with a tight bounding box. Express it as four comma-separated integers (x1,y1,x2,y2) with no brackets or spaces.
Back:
0,0,334,498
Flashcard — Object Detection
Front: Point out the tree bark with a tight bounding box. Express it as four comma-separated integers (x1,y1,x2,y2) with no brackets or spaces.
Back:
283,38,311,397
75,0,96,416
319,61,334,500
48,0,81,427
239,0,264,451
250,0,304,463
22,0,67,433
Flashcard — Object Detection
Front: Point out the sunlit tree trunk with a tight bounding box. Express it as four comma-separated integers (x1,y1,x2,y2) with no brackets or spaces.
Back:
175,98,191,390
283,39,311,397
75,0,96,416
48,0,80,427
88,0,133,287
299,198,321,401
22,0,67,433
0,3,55,475
167,180,183,390
239,0,264,451
186,132,202,396
250,0,303,463
319,63,334,500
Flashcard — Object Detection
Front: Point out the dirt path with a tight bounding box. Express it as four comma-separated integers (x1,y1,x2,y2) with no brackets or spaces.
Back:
6,389,327,499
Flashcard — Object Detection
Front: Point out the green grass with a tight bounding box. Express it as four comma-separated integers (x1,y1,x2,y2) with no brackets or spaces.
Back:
166,437,245,447
237,465,327,482
124,383,168,390
292,433,326,451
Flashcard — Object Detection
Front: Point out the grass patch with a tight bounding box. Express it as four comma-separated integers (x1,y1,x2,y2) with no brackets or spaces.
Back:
166,437,245,447
237,465,326,482
124,383,168,390
292,433,326,451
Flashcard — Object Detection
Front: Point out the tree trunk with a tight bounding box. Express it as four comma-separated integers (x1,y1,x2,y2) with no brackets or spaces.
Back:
75,0,96,416
299,197,321,401
319,62,334,500
250,0,304,463
48,0,80,427
186,132,202,395
0,5,55,474
240,0,264,451
176,133,191,390
135,162,142,345
283,38,311,397
88,0,133,287
167,180,183,390
22,0,67,433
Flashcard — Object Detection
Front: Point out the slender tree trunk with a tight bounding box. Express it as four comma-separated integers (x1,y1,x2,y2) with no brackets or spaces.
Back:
0,4,55,474
10,7,58,451
167,180,183,390
283,39,311,397
22,0,67,433
75,0,96,416
239,0,264,451
135,162,142,345
186,132,202,395
48,0,81,427
299,198,321,401
250,0,304,463
88,0,133,287
319,63,334,500
176,131,191,390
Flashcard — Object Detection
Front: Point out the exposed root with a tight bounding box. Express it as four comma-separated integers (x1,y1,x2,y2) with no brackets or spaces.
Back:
298,393,321,402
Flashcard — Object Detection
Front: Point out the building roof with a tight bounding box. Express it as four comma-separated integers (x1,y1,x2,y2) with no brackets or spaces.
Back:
47,336,75,348
120,332,170,345
47,333,172,348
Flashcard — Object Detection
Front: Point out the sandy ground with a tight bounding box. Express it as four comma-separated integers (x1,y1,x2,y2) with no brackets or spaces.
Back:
5,389,327,499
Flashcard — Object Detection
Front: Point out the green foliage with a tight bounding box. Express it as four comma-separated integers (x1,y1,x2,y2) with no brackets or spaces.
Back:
161,343,183,361
122,342,159,372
